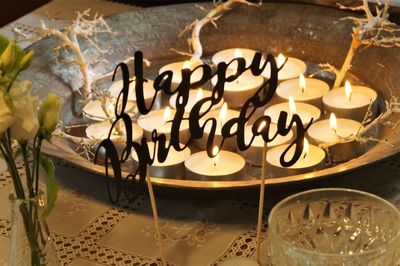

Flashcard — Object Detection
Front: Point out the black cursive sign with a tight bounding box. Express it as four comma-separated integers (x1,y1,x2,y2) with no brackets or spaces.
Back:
95,51,311,203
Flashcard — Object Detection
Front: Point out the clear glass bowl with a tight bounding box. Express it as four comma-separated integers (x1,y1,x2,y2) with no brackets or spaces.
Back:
268,188,400,266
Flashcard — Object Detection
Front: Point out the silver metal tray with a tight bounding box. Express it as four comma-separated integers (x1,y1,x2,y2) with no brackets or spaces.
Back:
22,2,400,189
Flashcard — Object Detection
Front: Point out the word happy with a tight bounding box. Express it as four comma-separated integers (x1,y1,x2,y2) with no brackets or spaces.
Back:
96,51,310,203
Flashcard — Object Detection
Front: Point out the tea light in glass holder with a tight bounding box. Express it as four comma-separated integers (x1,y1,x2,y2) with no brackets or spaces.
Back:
239,122,294,166
169,88,224,114
322,81,377,122
137,107,190,143
86,121,144,163
211,68,264,108
276,74,330,110
264,97,321,128
108,78,161,109
212,48,261,68
262,53,307,82
184,146,246,181
132,142,191,179
307,113,364,162
83,98,136,121
158,60,203,90
195,103,240,151
266,138,326,178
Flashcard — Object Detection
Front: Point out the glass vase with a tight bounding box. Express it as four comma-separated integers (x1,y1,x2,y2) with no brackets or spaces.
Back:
8,192,59,266
268,188,400,266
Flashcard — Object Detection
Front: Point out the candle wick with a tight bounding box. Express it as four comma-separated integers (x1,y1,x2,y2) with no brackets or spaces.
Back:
214,161,217,167
303,152,307,159
349,92,352,102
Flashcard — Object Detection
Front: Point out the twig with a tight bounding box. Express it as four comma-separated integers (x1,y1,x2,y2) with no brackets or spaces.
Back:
177,0,262,61
315,0,400,87
319,95,400,150
13,9,116,100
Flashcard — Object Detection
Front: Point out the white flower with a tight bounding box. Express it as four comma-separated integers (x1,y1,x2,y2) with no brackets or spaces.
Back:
0,89,14,133
9,80,39,141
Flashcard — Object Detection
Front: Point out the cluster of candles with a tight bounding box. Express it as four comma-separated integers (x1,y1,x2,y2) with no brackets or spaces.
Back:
83,48,378,179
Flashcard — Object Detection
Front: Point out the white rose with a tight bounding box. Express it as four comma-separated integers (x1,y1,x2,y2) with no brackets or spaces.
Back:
0,89,14,133
9,80,39,141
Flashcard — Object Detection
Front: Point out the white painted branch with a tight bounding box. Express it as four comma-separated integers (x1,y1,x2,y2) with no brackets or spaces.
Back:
319,96,400,150
182,0,261,61
334,30,361,88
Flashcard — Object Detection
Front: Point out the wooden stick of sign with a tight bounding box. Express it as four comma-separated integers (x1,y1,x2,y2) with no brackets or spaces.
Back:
256,142,268,264
146,165,168,266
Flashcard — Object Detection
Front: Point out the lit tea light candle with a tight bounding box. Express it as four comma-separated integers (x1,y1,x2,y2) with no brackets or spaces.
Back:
262,53,307,81
132,142,191,179
195,103,240,151
86,121,144,163
169,88,224,114
307,113,364,162
211,68,264,108
266,138,326,177
184,147,246,181
86,121,143,142
264,97,321,127
108,78,161,108
137,107,190,143
212,48,261,68
83,98,136,121
158,60,204,90
276,74,330,110
322,81,377,122
239,122,294,166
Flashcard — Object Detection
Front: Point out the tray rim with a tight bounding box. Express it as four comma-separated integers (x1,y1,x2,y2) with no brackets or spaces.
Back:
33,2,400,189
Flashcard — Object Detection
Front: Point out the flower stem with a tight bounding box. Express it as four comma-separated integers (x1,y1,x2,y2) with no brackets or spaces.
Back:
33,136,43,195
0,134,25,199
21,142,34,198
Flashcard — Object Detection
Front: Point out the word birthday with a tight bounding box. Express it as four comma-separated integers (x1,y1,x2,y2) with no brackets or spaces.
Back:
96,51,310,202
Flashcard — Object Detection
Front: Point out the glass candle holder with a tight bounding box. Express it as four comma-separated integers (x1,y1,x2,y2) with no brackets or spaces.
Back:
268,188,400,266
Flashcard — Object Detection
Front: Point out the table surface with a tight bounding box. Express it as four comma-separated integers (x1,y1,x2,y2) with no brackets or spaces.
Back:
1,1,400,266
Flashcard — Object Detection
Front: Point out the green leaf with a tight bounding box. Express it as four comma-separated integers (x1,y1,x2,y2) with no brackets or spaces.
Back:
39,156,58,220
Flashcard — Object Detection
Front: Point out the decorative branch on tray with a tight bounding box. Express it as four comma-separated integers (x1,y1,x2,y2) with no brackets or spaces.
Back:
14,9,115,100
319,94,400,152
52,128,99,159
173,0,262,61
13,10,151,152
317,0,400,88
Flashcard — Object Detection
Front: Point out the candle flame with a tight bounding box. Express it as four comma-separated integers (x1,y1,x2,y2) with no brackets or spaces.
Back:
212,146,220,166
277,53,286,68
219,102,228,126
258,121,267,132
289,96,296,115
330,113,337,133
234,48,243,58
195,88,203,102
299,74,306,93
303,138,309,159
183,60,191,69
345,80,353,102
163,106,171,123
